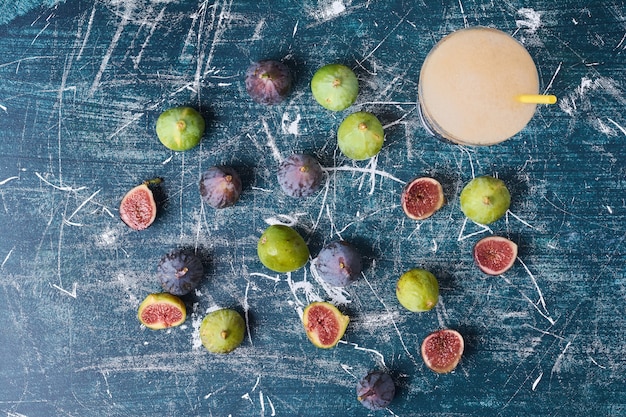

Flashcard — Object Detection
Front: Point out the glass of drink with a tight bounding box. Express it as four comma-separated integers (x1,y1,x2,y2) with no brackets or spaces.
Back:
418,27,555,146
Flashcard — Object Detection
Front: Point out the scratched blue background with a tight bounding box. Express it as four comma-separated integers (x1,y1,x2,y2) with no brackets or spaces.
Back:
0,1,625,416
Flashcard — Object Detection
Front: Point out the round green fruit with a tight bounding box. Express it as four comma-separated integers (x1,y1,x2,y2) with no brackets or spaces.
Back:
337,112,384,160
199,308,245,354
311,63,359,111
156,106,205,151
459,176,511,225
257,225,310,273
396,268,439,312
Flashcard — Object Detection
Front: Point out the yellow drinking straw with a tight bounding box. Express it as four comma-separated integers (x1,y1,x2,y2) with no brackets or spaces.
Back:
517,94,557,104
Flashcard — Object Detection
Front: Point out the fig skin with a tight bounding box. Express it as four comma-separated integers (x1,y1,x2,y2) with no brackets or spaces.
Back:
157,250,204,296
310,63,359,111
277,153,324,198
473,236,518,275
257,225,310,273
356,370,396,410
245,60,293,105
302,301,349,348
199,308,245,354
156,106,205,151
119,179,161,230
459,175,511,225
421,329,464,373
199,166,243,209
401,177,445,220
314,240,362,287
396,268,439,312
137,293,186,330
336,111,384,160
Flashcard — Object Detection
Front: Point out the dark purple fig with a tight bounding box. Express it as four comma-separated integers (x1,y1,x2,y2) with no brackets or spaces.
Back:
199,166,242,209
356,370,396,410
473,235,518,275
119,178,161,230
421,329,464,374
157,250,204,296
245,60,293,105
314,240,362,287
277,153,324,198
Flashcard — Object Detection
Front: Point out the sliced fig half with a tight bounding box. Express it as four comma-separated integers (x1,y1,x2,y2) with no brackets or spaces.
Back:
137,293,186,330
119,179,161,230
302,301,349,348
401,177,445,220
421,329,464,374
473,236,518,275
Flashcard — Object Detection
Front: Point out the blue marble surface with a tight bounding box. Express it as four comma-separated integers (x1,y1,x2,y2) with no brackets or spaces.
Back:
0,1,625,416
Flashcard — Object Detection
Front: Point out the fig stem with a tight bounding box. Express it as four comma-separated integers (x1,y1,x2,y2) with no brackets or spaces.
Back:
142,177,163,187
175,267,189,278
357,388,375,401
220,330,229,339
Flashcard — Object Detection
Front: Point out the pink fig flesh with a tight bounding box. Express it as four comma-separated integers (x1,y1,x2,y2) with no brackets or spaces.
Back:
473,236,518,275
401,177,445,220
421,329,464,373
119,183,157,230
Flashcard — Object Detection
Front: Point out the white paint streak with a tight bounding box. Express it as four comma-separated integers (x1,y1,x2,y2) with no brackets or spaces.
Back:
133,7,166,69
516,8,543,33
551,340,572,374
0,176,18,185
281,112,301,136
51,282,77,298
457,217,492,242
89,7,131,96
337,340,386,367
313,0,347,21
250,272,281,283
262,119,283,162
324,166,405,184
506,210,536,230
63,189,101,226
531,372,543,391
1,247,14,269
77,5,96,61
35,172,87,192
607,118,626,136
264,213,306,227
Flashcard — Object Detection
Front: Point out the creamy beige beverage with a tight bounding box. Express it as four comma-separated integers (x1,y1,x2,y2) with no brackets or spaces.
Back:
418,27,541,146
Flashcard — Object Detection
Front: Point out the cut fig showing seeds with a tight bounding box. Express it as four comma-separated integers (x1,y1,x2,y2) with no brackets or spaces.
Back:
473,236,518,275
421,329,464,374
137,293,186,330
356,370,396,410
302,301,349,348
401,177,445,220
119,178,161,230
